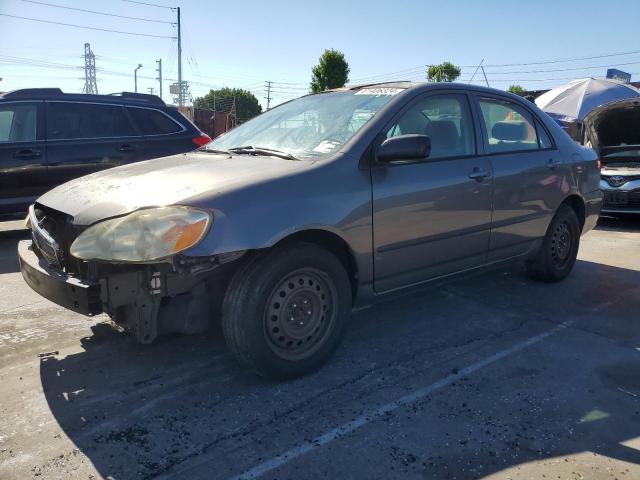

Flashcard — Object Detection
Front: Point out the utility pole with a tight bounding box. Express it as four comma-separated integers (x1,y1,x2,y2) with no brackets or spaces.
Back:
82,42,98,94
147,87,155,95
134,64,142,93
264,80,272,110
468,59,484,84
481,66,490,87
177,6,183,106
156,58,162,99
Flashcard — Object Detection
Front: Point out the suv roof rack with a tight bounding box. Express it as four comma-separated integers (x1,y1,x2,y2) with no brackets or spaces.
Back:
1,88,165,106
107,91,165,106
2,88,64,98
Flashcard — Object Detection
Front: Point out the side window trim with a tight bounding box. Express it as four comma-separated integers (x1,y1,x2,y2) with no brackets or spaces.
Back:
372,90,479,166
534,117,556,150
126,106,187,137
45,100,141,141
473,93,546,156
0,100,43,144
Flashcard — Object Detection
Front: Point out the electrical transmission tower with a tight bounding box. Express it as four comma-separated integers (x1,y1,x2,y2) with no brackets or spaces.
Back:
82,42,98,94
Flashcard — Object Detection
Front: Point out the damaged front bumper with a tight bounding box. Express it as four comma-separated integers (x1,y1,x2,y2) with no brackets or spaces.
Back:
18,239,242,343
19,239,102,315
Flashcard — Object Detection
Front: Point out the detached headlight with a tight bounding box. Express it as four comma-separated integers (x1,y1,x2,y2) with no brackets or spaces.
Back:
70,206,211,262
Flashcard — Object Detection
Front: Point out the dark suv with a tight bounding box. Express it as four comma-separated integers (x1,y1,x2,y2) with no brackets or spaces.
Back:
0,88,210,218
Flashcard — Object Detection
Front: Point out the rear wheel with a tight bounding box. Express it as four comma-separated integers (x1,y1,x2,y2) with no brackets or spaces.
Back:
222,243,351,380
526,205,580,282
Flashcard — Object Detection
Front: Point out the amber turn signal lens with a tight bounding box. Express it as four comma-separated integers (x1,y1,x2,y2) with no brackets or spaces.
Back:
162,218,209,253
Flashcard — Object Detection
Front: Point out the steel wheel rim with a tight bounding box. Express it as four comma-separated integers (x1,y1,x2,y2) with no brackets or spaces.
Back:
551,220,572,267
264,268,337,361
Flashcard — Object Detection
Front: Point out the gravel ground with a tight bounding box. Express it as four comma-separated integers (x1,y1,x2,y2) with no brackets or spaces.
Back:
0,216,638,480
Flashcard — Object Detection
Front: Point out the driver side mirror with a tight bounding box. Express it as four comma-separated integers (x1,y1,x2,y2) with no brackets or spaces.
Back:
377,134,431,163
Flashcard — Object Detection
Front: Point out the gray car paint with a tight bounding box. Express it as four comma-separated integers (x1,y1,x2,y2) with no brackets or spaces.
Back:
35,82,602,304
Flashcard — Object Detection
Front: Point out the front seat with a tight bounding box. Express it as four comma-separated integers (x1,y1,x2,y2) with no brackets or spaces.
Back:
426,120,460,157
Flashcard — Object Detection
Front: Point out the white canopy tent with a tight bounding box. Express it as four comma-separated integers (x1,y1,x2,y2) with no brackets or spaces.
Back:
535,77,640,122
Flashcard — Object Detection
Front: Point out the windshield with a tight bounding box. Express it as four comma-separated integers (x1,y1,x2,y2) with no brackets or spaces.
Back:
207,89,403,159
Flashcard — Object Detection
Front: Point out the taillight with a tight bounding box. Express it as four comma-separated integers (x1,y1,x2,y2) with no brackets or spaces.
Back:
596,158,602,169
192,133,212,147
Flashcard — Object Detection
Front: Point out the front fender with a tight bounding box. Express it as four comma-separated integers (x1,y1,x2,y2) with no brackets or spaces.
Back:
178,156,375,286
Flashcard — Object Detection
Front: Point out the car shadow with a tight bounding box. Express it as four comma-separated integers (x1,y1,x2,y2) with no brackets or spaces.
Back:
0,226,29,274
36,258,640,479
596,213,640,232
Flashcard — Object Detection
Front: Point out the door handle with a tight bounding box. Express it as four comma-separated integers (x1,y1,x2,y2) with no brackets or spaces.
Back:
468,167,490,181
13,148,41,159
547,158,562,170
118,144,137,152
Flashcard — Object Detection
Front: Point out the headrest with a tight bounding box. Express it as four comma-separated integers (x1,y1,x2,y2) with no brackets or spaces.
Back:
492,121,527,141
428,120,458,137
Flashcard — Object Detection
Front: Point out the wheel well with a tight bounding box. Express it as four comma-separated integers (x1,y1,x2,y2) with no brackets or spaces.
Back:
274,230,359,299
560,195,585,230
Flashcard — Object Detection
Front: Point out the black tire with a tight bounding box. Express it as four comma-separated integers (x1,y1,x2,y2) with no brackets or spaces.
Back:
221,243,352,380
526,205,580,282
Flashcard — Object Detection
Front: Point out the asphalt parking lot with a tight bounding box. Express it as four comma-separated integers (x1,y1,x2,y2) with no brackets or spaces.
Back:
0,217,639,480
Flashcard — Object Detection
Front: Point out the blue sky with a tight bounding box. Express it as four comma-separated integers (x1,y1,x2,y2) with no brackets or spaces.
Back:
1,0,639,108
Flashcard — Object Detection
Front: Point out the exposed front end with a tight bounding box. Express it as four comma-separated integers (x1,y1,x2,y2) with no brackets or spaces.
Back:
600,172,640,214
19,204,240,343
584,98,640,215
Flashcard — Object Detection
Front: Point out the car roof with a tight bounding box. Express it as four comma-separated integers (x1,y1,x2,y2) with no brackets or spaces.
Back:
0,88,167,107
320,80,531,103
328,80,527,100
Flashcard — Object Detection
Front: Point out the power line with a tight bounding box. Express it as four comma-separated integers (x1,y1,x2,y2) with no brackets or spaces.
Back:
122,0,175,9
349,49,640,84
20,0,175,24
0,13,176,38
478,49,640,68
482,60,640,75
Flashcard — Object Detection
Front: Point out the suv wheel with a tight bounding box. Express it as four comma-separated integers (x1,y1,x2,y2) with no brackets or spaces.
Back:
222,243,352,380
526,205,580,282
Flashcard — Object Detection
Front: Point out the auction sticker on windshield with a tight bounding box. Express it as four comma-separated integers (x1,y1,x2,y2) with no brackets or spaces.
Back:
355,87,405,96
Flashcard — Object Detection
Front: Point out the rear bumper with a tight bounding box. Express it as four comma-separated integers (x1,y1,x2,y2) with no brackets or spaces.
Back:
582,190,603,234
18,240,102,316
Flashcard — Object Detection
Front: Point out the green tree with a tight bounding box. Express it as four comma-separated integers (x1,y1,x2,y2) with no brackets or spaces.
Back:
507,85,526,96
427,62,461,82
193,87,262,123
310,49,350,93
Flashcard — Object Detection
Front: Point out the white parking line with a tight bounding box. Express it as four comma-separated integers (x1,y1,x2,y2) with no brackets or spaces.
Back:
224,321,571,480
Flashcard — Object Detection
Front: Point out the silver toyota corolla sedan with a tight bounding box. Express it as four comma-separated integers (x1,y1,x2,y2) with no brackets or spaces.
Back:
19,82,602,379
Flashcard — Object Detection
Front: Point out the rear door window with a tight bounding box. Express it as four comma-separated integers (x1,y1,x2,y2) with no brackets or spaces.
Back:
46,102,136,140
0,103,37,142
127,107,183,135
478,98,539,154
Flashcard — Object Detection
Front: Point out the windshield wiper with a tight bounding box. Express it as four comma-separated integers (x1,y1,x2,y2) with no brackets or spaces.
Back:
203,148,232,155
228,146,299,160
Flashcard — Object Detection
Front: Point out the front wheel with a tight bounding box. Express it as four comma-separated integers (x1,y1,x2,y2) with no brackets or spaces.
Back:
526,205,580,282
222,243,352,380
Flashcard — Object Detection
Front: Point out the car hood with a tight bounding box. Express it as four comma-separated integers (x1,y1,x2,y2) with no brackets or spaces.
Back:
37,151,311,225
583,98,640,153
